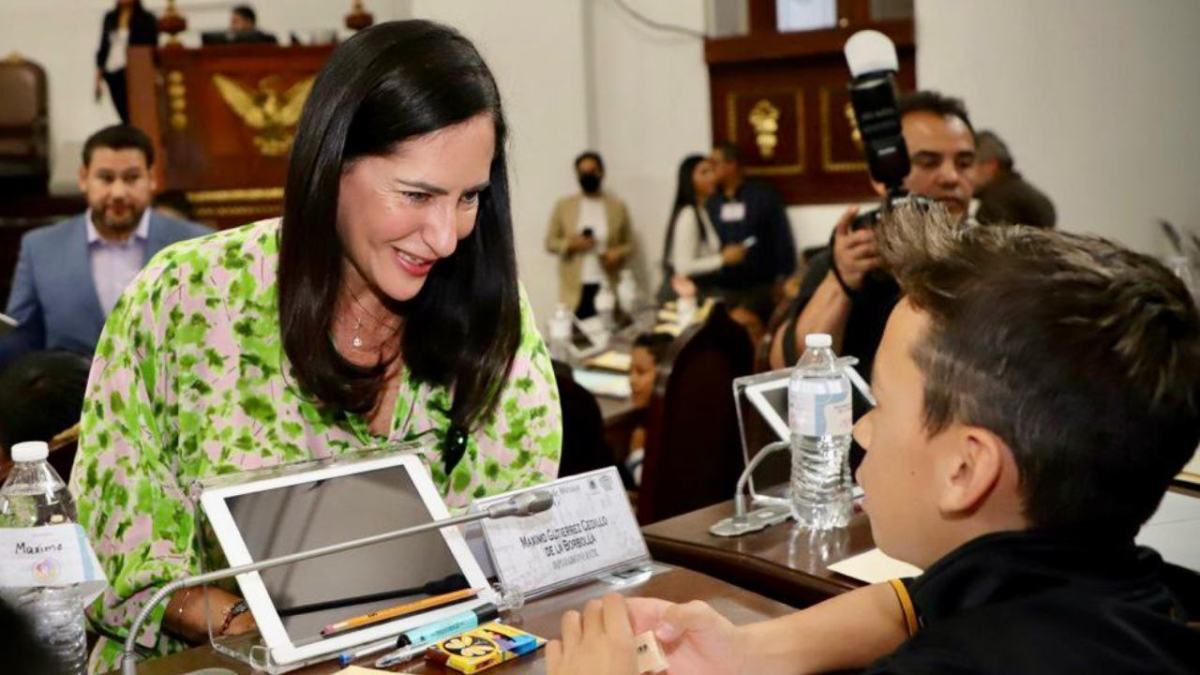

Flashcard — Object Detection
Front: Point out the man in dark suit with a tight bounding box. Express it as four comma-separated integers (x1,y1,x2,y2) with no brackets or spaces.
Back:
974,130,1056,229
0,125,210,369
705,142,798,323
228,4,278,44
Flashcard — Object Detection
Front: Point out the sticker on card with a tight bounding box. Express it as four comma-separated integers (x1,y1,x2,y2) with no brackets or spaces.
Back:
0,523,108,603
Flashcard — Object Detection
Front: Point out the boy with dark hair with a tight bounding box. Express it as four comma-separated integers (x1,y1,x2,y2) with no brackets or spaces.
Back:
548,205,1200,674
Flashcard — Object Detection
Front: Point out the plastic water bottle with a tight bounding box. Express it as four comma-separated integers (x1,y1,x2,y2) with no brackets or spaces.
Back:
788,334,853,530
617,269,638,315
548,303,573,362
0,441,88,674
594,282,616,331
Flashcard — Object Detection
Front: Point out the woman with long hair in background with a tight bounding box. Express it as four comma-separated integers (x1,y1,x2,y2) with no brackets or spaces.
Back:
658,154,720,302
95,0,158,123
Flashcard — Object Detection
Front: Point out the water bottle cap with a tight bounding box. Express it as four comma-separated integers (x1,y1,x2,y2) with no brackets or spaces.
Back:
805,333,833,348
11,441,49,462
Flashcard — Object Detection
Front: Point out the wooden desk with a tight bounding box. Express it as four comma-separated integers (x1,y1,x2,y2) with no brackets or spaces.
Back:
644,485,1200,610
122,567,792,674
642,499,875,608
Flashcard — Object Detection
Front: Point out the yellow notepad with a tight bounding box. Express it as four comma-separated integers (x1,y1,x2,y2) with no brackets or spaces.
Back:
586,350,633,372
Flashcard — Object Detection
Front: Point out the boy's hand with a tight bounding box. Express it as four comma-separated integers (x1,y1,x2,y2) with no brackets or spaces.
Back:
625,597,746,675
547,594,639,675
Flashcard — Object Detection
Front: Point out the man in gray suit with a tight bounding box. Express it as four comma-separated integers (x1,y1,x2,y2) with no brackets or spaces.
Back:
0,125,211,368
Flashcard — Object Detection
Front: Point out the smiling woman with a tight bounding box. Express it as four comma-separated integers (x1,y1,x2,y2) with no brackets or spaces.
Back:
68,20,562,673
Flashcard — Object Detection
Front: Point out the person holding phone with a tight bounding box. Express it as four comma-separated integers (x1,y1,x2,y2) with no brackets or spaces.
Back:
545,151,634,318
769,91,977,380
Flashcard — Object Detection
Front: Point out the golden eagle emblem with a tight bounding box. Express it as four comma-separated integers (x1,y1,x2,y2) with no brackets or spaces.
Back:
211,74,313,157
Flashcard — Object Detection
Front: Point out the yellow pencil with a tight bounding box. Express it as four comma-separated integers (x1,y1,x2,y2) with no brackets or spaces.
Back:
320,587,479,636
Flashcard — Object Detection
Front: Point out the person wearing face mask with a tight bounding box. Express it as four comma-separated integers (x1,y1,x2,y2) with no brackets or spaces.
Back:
769,91,978,377
545,151,634,318
0,125,209,370
69,22,562,672
658,154,720,303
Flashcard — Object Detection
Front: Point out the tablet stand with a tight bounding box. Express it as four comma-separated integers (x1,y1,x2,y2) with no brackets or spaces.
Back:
121,450,553,674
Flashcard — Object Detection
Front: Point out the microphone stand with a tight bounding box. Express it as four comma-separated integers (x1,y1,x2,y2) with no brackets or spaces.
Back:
120,491,554,675
710,440,792,537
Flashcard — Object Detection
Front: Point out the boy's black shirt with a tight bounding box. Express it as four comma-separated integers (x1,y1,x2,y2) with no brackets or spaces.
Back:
863,530,1200,674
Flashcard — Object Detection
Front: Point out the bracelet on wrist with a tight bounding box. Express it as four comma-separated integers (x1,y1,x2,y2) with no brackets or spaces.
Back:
218,600,249,637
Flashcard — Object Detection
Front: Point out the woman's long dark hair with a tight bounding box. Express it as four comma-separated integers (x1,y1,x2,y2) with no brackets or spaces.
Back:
278,20,521,437
661,154,708,276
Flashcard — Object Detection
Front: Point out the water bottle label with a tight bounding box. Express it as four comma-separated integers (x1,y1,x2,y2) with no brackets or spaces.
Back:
0,524,107,602
791,379,852,436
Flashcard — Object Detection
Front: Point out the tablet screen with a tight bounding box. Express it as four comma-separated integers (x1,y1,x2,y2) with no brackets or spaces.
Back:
746,379,790,441
223,464,464,645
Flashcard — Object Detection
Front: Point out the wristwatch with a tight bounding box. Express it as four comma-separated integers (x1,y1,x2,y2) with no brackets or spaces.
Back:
218,600,249,636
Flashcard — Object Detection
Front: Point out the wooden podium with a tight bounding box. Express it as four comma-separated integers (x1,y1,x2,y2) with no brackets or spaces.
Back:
127,44,334,229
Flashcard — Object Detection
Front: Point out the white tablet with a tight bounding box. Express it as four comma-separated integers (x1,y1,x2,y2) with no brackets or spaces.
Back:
569,315,609,360
199,452,490,667
744,376,791,441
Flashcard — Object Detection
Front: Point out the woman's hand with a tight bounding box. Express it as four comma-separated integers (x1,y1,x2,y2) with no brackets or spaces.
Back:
165,586,257,644
625,597,746,675
224,607,258,637
547,594,639,675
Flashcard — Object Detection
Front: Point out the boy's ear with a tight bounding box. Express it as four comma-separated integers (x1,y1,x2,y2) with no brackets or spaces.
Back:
936,426,1007,517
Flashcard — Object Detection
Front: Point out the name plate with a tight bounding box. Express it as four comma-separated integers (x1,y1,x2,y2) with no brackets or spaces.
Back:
0,523,107,603
477,467,648,598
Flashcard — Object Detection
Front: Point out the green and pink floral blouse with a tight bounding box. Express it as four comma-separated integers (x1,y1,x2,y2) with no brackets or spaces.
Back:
68,219,562,671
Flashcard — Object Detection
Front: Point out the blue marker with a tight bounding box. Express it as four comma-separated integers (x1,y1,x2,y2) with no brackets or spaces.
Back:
336,637,394,667
395,603,500,648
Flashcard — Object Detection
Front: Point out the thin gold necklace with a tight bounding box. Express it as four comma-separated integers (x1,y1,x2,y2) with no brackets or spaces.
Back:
348,292,399,350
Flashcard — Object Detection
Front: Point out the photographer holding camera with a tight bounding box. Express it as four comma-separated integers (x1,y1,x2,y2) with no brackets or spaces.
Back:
768,91,976,372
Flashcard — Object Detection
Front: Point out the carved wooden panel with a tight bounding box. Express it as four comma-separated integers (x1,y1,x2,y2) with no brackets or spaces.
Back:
707,21,915,205
128,44,333,228
726,90,805,177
